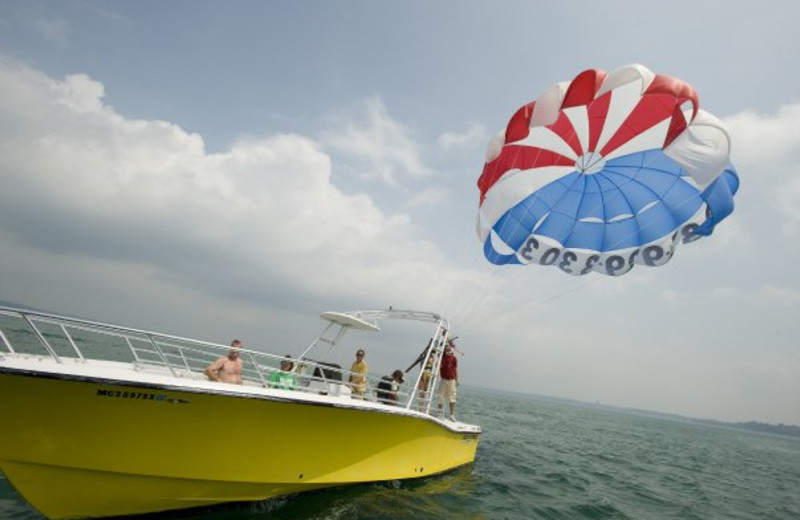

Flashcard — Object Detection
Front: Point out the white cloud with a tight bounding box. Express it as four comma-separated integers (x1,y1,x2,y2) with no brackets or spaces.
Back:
405,186,449,208
56,73,107,113
437,122,487,151
758,284,800,307
0,60,481,316
322,96,430,184
724,104,800,236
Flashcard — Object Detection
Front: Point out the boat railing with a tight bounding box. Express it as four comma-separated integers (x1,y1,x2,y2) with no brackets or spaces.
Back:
0,306,437,416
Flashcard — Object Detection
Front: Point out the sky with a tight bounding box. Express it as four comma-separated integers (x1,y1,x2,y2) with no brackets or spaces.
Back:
1,0,798,426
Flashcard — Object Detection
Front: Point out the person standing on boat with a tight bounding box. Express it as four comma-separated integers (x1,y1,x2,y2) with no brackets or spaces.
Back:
348,348,368,398
406,340,435,409
204,340,244,384
437,340,458,421
376,370,404,405
268,356,297,390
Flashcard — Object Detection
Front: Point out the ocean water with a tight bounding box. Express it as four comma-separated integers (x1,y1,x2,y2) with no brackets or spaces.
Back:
1,387,798,520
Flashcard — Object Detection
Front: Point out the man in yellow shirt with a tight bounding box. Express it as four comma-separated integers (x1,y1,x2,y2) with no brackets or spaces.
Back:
348,348,368,398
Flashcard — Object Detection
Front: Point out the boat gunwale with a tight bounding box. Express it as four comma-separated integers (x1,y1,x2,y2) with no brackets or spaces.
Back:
0,359,482,434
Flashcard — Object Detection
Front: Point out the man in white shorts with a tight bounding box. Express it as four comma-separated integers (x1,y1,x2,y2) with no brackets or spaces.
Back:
437,341,459,421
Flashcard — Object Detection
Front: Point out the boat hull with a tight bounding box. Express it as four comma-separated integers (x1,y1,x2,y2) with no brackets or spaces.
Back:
0,370,479,519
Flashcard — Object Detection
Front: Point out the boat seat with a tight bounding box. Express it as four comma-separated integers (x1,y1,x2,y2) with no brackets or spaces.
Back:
307,380,352,397
311,362,343,382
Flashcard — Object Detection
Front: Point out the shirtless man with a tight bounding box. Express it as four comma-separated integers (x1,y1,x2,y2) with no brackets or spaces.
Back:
205,340,244,384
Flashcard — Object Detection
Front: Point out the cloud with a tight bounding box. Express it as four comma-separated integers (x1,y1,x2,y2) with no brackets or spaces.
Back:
0,60,481,315
405,186,449,208
322,96,430,184
437,123,487,151
724,104,800,236
758,284,800,307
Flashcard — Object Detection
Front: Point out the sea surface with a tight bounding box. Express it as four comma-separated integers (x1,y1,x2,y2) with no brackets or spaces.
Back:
1,387,798,520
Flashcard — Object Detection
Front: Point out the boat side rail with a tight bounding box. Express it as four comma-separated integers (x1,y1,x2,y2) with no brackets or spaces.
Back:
1,306,446,418
0,327,14,355
0,307,292,385
0,307,402,403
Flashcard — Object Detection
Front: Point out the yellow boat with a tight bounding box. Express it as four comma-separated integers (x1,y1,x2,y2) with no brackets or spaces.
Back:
0,306,480,519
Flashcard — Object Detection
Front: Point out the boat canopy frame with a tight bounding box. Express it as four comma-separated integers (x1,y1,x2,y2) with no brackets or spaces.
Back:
296,309,451,414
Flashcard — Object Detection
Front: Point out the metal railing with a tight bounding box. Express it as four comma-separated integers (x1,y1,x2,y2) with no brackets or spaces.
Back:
0,306,451,416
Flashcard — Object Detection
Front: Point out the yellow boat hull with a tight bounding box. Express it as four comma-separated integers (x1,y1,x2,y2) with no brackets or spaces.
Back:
0,371,479,519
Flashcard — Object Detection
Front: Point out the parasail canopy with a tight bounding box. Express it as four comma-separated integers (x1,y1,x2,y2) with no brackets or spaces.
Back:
477,64,740,276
